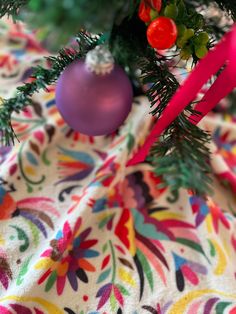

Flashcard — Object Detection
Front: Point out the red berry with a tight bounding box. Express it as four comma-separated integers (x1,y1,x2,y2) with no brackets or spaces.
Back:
147,16,178,50
138,0,162,23
146,0,162,12
139,1,151,23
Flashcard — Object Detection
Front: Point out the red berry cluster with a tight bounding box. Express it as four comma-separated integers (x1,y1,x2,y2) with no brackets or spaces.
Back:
138,0,210,60
139,0,162,23
139,0,178,50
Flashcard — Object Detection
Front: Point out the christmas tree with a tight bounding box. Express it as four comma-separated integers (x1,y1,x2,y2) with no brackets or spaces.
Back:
0,0,235,196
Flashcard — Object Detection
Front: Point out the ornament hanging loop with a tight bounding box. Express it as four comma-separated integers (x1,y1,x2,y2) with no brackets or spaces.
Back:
85,45,115,75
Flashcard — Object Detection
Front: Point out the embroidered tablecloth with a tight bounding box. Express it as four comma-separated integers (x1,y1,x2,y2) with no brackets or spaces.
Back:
0,20,236,314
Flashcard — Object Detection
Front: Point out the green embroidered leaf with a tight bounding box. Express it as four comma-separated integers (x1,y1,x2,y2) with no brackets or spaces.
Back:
42,148,51,166
215,302,231,314
99,214,114,229
176,238,209,262
16,255,33,286
102,242,108,253
208,239,216,257
96,268,111,284
10,225,30,252
110,293,117,312
137,249,154,291
27,184,33,193
27,220,39,247
45,270,57,292
116,284,130,296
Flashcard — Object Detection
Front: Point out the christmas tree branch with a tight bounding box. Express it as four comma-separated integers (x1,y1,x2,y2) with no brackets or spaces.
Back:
0,32,98,145
140,52,212,196
201,0,236,19
110,15,213,196
0,1,228,196
0,0,27,17
149,113,212,197
140,52,179,117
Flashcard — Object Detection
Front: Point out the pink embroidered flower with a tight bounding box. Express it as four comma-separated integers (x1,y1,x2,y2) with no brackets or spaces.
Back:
35,217,99,295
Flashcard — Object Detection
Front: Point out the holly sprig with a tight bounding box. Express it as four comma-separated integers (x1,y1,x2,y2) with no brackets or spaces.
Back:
139,0,212,61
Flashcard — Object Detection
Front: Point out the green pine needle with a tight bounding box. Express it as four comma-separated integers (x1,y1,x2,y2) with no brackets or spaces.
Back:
140,51,180,117
149,113,212,197
0,0,232,197
0,32,98,145
0,0,27,17
191,0,236,19
140,52,212,196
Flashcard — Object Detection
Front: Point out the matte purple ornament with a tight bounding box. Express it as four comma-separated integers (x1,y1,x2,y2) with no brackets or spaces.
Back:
55,59,133,136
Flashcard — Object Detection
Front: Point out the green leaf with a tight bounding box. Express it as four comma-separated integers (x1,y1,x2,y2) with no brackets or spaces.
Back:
16,255,33,286
176,238,209,262
110,293,117,312
10,225,30,252
27,220,39,247
99,215,114,229
45,270,57,292
27,184,33,193
96,268,111,284
215,302,232,314
42,148,51,166
116,284,130,296
136,249,154,291
102,242,108,253
208,239,216,257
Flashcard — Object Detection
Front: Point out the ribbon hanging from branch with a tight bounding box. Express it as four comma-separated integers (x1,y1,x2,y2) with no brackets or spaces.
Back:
127,23,236,166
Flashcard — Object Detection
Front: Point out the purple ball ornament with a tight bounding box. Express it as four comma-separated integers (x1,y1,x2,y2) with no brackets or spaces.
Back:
55,45,133,136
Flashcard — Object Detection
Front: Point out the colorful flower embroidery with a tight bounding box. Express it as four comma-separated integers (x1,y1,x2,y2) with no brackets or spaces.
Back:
96,239,134,311
173,253,207,292
56,146,95,185
35,217,99,295
190,195,230,232
0,20,236,313
0,194,59,240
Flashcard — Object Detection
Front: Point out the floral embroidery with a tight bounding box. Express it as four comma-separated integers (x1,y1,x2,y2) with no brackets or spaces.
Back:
35,217,99,295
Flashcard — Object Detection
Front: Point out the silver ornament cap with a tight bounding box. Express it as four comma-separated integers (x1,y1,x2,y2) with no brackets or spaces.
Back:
85,45,115,75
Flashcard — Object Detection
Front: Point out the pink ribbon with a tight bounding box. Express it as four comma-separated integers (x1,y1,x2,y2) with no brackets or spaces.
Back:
127,23,236,166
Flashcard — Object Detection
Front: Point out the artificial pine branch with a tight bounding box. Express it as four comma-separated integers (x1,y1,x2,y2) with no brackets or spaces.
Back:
149,113,212,197
214,0,236,19
187,0,233,40
140,52,179,117
140,51,212,196
0,0,27,17
0,32,98,145
0,1,229,196
204,0,236,19
111,15,212,196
